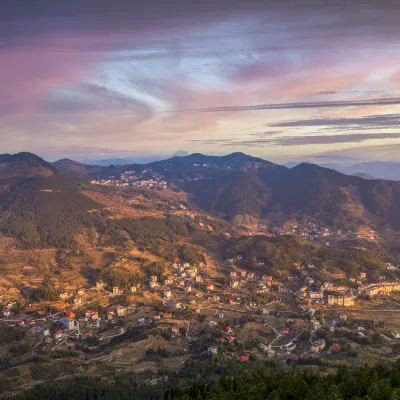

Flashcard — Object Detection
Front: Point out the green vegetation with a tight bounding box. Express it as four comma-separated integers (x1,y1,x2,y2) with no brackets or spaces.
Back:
0,325,26,345
0,175,102,248
226,235,394,278
9,360,400,399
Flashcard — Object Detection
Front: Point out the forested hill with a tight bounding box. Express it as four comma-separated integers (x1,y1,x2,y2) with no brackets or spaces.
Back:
0,173,102,248
183,161,400,230
52,151,400,230
0,152,55,186
11,361,400,399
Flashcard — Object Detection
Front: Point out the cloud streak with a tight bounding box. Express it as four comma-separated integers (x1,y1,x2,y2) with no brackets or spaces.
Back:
189,132,400,147
174,98,400,114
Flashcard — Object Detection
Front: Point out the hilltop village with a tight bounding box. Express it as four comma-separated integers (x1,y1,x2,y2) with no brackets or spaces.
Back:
90,169,169,190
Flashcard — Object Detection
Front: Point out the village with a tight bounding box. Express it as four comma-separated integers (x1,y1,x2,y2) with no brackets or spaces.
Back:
2,252,400,372
90,169,169,190
269,223,377,244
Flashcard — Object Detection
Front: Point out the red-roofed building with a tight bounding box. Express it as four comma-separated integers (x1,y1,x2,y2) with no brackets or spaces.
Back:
291,355,299,362
218,337,225,343
17,319,24,326
83,332,93,339
283,327,290,334
240,355,249,362
227,336,234,343
330,343,341,351
224,326,232,333
3,309,10,317
53,329,63,340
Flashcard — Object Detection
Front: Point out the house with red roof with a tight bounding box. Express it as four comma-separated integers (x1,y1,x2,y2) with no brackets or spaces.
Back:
330,343,341,352
226,336,234,343
283,327,290,334
240,355,249,362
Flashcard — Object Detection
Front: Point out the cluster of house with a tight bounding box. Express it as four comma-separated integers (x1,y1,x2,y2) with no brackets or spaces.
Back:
229,271,275,292
90,169,168,190
274,223,358,242
183,212,213,231
295,279,356,306
361,282,400,297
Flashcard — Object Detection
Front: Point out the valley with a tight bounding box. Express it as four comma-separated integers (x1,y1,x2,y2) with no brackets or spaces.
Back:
2,152,400,397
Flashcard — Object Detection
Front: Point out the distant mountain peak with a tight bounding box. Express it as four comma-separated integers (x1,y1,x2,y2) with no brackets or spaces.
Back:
171,150,189,157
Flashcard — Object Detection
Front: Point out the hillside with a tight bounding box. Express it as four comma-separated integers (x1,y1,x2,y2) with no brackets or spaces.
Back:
52,159,105,178
178,160,400,231
0,152,55,186
49,152,400,231
0,174,102,248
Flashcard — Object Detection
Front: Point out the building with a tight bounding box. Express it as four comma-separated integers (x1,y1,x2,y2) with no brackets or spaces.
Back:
267,349,276,357
311,339,326,353
208,346,218,355
312,320,322,331
309,292,324,300
149,281,158,289
230,280,239,288
53,330,63,340
185,286,192,293
166,299,183,309
150,276,158,282
112,287,120,295
73,298,82,306
330,343,341,352
129,286,137,293
164,278,173,285
3,309,10,317
305,277,314,286
207,283,215,291
230,271,237,278
320,282,334,292
116,306,126,317
66,311,75,319
247,272,255,279
164,290,172,298
41,328,50,337
327,295,355,306
285,342,297,352
225,326,233,333
62,318,75,330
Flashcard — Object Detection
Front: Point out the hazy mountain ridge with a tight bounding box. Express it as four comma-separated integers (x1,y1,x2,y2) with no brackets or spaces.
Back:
5,151,400,236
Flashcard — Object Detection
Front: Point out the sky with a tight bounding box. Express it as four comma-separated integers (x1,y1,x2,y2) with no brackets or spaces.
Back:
2,0,400,164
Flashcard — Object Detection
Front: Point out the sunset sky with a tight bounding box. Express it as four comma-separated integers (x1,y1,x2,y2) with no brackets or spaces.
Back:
2,0,400,164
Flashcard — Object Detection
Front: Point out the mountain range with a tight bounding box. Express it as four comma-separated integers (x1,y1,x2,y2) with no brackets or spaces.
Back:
2,151,400,250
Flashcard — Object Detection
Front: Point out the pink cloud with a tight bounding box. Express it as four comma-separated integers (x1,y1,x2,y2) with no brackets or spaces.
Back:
0,35,105,115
